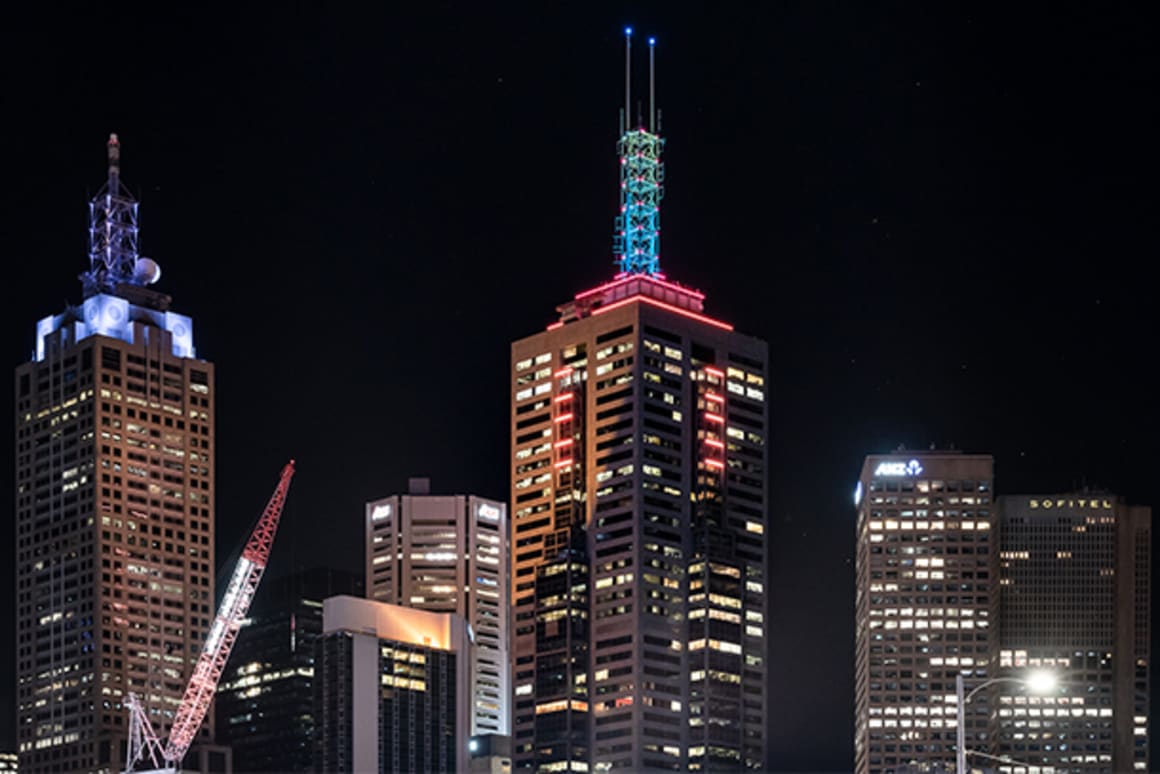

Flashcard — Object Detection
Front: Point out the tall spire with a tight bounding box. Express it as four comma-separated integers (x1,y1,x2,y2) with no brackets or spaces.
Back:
82,134,158,298
613,29,665,278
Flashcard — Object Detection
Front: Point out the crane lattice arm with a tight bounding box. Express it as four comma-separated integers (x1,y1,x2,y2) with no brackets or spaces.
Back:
161,460,296,767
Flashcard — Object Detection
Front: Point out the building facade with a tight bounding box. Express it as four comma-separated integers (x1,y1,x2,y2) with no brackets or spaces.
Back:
215,567,362,773
13,136,215,773
997,494,1151,773
854,452,998,774
365,478,510,737
510,275,769,772
315,595,472,774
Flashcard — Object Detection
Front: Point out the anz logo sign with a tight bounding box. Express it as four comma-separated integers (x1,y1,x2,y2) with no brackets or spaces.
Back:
874,459,924,477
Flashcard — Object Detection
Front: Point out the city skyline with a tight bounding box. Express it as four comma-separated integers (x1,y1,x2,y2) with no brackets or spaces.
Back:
2,5,1156,771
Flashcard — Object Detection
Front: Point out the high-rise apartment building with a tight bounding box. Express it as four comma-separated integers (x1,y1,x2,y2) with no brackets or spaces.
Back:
315,595,472,774
216,567,362,773
997,494,1151,773
853,451,998,774
365,478,510,737
13,135,215,773
508,34,768,772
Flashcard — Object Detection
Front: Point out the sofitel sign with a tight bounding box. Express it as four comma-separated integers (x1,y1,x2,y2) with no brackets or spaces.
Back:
1029,498,1113,510
874,459,924,477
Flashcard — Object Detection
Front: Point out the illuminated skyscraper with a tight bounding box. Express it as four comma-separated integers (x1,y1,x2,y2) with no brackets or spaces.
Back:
853,451,998,774
13,135,215,772
996,494,1151,773
365,478,510,737
509,31,769,772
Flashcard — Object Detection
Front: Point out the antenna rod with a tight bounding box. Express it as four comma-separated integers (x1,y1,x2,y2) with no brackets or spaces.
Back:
648,37,656,133
625,27,632,131
107,133,120,189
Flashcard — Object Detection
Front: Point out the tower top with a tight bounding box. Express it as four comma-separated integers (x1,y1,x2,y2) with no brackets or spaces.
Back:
81,133,162,300
612,28,665,278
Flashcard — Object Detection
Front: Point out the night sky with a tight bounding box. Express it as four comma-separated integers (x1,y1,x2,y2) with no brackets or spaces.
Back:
1,4,1156,770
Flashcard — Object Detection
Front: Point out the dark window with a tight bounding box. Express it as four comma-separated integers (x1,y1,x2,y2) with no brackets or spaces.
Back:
596,325,634,344
101,347,121,371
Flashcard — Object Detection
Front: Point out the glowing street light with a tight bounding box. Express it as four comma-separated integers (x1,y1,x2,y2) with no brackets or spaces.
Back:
955,670,1056,774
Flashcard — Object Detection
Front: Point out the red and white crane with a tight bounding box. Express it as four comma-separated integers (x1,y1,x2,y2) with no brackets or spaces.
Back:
123,460,296,773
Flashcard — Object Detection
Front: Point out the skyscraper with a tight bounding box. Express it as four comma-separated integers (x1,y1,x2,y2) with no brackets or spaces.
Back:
215,567,362,773
997,494,1151,773
13,135,215,772
853,451,997,774
365,478,510,737
508,32,768,772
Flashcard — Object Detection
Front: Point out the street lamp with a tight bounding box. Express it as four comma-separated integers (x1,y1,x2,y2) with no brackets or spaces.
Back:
955,669,1056,774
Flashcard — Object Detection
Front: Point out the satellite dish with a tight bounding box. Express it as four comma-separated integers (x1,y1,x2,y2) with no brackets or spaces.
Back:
132,258,162,285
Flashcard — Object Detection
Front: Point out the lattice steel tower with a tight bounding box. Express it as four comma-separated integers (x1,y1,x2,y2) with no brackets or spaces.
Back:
613,29,665,277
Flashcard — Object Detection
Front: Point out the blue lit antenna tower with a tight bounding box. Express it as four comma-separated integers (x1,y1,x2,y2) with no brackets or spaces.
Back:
613,29,665,277
81,134,160,298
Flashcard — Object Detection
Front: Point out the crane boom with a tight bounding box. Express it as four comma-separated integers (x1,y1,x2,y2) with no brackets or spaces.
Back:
160,460,296,767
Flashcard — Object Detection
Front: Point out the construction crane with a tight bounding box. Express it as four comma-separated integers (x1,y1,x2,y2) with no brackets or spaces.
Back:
123,460,296,773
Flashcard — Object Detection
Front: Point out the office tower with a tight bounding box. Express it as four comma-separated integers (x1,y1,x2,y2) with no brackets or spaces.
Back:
365,478,510,737
315,595,472,774
215,567,362,773
853,452,997,774
13,135,215,773
508,32,769,772
0,752,16,772
997,494,1151,773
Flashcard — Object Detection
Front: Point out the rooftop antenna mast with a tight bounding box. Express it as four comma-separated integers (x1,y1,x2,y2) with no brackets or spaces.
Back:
649,36,656,132
612,28,665,278
82,134,142,297
625,27,632,132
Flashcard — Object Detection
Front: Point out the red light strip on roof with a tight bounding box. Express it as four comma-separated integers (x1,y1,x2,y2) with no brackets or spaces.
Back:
591,295,734,331
546,321,565,330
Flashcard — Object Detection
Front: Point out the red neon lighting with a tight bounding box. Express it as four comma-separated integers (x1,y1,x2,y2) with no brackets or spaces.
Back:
704,438,725,449
704,392,723,402
546,321,564,330
704,412,724,423
554,367,574,378
554,459,572,469
591,295,734,331
704,366,725,377
704,459,725,469
554,413,574,423
573,273,706,302
554,438,574,448
554,393,573,403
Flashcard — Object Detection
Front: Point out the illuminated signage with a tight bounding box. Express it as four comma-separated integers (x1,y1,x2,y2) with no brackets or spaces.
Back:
477,503,501,521
1029,498,1113,510
874,459,924,477
371,504,391,521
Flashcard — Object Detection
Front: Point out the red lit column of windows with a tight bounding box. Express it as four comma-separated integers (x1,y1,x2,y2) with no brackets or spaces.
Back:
700,367,727,477
552,367,584,536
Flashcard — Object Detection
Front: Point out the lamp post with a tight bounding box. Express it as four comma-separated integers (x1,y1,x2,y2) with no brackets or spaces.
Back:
955,670,1056,774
